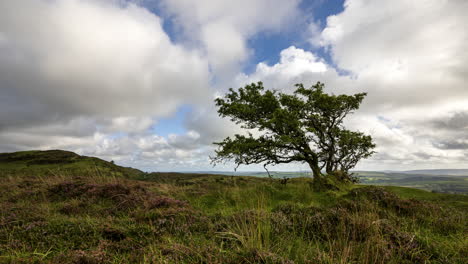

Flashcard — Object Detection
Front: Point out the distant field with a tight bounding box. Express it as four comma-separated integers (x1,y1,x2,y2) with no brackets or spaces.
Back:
201,170,468,194
354,171,468,194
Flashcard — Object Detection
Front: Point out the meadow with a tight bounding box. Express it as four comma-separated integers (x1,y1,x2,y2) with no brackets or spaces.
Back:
0,150,467,263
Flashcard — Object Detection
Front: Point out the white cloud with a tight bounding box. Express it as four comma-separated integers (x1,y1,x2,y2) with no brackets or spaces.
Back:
105,117,154,134
82,131,214,171
235,45,351,95
319,0,468,107
257,46,327,77
0,0,210,131
159,0,302,78
0,0,215,166
2,0,468,172
316,0,468,169
234,0,468,170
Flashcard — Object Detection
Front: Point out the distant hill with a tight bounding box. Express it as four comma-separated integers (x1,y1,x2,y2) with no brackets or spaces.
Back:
0,149,144,178
354,171,468,194
401,169,468,176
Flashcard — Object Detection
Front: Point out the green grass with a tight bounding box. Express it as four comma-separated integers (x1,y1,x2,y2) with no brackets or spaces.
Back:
0,150,145,180
0,150,467,263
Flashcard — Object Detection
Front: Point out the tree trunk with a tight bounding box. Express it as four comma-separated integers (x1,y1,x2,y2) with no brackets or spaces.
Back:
311,165,321,178
307,158,321,179
325,128,336,174
308,155,341,192
325,149,335,174
326,162,333,174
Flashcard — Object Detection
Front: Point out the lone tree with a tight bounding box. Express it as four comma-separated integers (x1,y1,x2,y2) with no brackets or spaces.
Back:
211,82,375,187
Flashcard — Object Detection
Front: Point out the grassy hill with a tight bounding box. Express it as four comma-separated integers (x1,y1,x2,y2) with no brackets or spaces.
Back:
0,150,467,263
0,150,144,179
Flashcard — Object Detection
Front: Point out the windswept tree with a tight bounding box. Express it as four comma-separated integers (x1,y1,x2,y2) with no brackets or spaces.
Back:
211,82,375,186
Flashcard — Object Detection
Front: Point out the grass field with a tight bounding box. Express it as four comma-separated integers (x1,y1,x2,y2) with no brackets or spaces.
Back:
0,150,467,263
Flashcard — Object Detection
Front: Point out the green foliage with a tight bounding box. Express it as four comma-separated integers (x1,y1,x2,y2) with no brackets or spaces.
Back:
212,82,376,187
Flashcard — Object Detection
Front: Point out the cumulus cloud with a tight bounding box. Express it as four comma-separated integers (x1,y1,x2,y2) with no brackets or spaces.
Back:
319,0,468,108
316,0,468,169
0,0,213,160
231,0,468,170
430,112,468,131
79,131,215,171
1,0,467,171
0,0,210,131
158,0,302,78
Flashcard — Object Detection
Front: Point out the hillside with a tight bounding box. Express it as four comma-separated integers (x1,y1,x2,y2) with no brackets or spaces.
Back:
0,150,144,179
0,150,467,263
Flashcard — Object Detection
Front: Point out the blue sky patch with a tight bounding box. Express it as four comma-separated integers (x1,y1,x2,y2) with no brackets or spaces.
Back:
244,0,345,74
151,105,193,137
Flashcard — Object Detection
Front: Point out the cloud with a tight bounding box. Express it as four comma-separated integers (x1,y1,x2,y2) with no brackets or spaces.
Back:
1,0,468,171
235,46,344,91
425,111,468,150
252,46,328,77
430,112,468,130
0,0,215,164
319,0,468,108
313,0,468,169
231,0,468,170
0,0,211,133
0,1,307,171
433,140,468,150
173,45,337,170
79,131,215,171
103,117,154,134
158,0,302,78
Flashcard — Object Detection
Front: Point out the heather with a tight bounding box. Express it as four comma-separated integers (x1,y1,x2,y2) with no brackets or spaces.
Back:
0,151,467,263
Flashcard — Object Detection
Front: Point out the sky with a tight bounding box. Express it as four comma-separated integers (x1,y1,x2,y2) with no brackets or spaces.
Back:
1,0,467,172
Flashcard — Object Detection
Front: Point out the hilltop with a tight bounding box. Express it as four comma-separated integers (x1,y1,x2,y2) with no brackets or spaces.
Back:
0,150,467,263
0,150,144,179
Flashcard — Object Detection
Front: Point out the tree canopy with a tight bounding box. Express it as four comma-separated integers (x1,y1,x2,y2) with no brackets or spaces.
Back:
212,82,375,183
